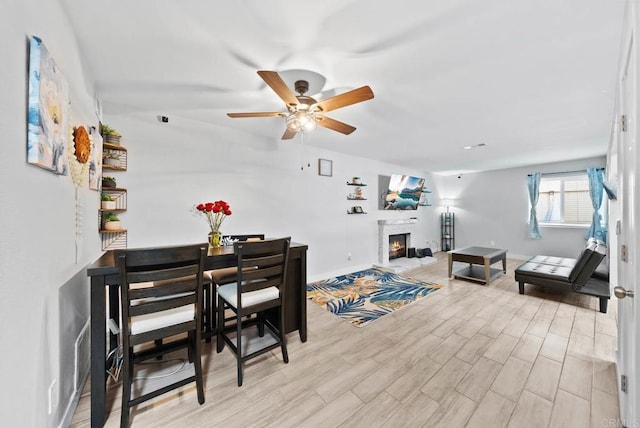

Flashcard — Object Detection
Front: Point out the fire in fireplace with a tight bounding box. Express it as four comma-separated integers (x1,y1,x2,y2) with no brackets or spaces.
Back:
389,233,407,260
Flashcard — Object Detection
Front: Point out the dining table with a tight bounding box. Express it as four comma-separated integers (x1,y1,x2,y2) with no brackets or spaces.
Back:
86,241,308,427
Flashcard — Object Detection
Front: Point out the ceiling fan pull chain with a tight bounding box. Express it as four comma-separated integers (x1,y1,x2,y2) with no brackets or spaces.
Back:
300,130,305,170
299,130,311,171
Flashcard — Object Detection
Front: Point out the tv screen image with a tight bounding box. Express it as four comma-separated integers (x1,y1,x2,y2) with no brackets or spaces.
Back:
384,174,425,210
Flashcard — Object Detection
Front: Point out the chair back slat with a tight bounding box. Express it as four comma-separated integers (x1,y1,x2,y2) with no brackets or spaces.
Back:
127,264,199,284
129,294,195,317
242,253,285,269
242,277,282,293
128,278,196,300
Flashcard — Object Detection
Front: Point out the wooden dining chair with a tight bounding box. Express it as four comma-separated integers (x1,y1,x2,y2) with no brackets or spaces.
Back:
204,234,264,341
216,237,291,386
116,245,207,427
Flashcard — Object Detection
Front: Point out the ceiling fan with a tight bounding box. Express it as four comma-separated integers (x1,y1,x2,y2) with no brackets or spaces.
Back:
227,70,374,140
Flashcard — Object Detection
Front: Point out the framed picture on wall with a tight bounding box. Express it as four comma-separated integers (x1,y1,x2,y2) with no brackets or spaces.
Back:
27,36,70,175
318,158,332,177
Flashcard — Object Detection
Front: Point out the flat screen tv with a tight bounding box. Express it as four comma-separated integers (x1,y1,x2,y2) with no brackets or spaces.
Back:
384,174,425,210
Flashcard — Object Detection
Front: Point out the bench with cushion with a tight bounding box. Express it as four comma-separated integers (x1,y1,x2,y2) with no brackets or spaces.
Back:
514,239,610,313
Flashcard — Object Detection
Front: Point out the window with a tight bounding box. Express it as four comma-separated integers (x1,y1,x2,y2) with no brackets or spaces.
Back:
535,173,605,227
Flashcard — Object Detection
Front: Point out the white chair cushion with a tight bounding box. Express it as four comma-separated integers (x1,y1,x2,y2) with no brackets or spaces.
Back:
218,282,279,309
130,304,195,335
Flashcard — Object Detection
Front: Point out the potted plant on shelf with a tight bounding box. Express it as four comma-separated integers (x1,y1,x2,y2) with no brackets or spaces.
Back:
103,212,121,231
101,124,122,145
101,193,116,210
102,176,117,188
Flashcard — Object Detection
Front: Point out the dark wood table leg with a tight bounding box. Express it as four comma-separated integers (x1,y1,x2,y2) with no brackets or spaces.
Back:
448,253,453,278
90,276,107,428
502,255,507,273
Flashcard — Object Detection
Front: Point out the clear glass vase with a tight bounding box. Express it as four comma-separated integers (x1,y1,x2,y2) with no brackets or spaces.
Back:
208,231,222,248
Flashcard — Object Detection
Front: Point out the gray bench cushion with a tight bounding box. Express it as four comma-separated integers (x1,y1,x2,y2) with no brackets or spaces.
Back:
528,255,577,268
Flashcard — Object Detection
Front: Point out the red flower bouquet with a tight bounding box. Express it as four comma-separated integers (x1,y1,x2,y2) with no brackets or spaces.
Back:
195,200,232,234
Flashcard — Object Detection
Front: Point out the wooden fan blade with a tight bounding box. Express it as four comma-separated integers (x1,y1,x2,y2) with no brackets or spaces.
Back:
311,86,374,113
257,70,299,107
282,127,297,140
317,115,357,135
227,112,286,118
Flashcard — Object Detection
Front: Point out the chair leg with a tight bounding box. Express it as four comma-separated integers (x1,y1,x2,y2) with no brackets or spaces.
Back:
204,283,212,343
258,313,265,337
237,314,243,386
216,296,225,353
121,348,132,428
280,307,289,364
187,331,194,363
193,329,205,405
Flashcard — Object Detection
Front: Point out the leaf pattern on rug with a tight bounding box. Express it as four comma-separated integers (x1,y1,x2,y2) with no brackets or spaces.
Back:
307,268,442,327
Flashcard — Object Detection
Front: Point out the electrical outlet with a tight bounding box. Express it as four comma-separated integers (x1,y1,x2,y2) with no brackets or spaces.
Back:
490,240,495,246
347,252,352,261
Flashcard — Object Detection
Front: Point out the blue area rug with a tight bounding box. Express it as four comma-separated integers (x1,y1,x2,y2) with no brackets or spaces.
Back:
307,268,442,327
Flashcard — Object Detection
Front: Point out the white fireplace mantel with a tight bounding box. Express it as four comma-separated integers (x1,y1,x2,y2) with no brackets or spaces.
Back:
377,219,418,226
377,219,417,265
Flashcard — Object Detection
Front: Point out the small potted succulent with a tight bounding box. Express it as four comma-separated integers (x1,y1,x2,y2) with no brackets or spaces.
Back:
101,193,116,210
103,212,121,231
101,124,122,145
102,176,117,188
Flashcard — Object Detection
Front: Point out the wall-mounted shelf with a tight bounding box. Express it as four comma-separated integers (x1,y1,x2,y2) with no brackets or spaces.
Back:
346,179,367,215
99,229,128,250
418,185,432,206
100,138,128,250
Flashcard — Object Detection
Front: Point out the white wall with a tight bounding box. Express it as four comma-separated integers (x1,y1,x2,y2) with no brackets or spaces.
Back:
433,156,607,259
103,112,439,282
0,1,100,426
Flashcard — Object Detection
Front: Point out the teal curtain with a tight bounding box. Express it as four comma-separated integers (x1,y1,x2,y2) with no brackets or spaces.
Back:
603,179,617,200
587,167,606,241
527,173,541,239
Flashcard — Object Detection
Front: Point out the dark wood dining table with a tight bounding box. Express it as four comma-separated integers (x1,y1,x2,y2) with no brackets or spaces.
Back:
86,241,308,427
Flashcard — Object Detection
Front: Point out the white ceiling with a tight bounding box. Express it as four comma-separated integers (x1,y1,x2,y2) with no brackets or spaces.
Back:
61,0,624,174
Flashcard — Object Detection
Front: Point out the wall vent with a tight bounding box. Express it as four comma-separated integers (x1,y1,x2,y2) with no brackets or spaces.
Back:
74,320,91,393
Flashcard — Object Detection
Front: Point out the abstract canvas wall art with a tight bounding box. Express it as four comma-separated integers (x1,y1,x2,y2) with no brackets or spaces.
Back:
27,36,69,175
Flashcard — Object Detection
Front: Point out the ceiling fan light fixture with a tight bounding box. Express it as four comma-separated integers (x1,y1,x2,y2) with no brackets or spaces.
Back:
287,111,317,132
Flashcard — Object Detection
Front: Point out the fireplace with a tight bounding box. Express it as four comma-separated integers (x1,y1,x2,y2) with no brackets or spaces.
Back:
375,219,437,273
389,234,408,260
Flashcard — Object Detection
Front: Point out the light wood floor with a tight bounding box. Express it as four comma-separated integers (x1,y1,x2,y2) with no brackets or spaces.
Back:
71,253,620,427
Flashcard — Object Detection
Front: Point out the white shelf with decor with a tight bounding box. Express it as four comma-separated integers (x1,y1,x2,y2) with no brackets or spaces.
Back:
418,185,432,206
99,140,128,250
346,177,367,214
